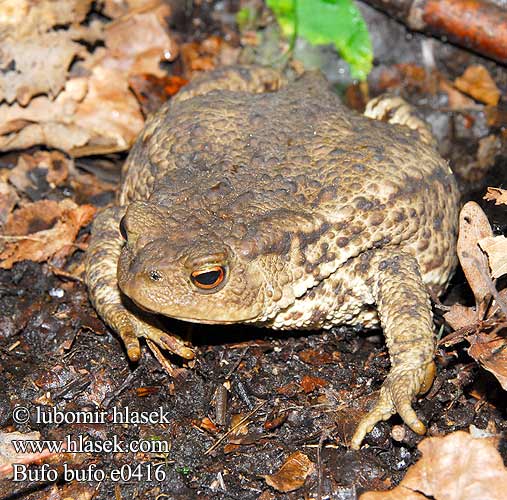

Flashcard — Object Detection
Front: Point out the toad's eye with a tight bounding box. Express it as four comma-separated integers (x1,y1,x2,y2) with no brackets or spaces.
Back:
119,216,128,241
190,266,226,290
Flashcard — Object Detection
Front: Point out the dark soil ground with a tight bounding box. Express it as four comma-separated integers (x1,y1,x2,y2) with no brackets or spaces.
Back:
1,1,507,499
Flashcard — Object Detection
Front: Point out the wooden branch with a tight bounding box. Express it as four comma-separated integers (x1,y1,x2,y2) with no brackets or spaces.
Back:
363,0,507,64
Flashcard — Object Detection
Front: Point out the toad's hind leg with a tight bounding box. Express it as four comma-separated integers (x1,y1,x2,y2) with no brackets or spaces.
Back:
364,95,436,148
85,207,194,362
350,249,436,449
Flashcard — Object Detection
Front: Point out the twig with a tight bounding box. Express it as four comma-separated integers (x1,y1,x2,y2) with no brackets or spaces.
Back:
204,401,266,456
362,0,507,65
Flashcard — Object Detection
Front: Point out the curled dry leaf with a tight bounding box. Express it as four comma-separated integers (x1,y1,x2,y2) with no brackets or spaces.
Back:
0,199,95,269
0,430,57,479
484,187,507,206
457,201,494,318
3,200,62,235
360,431,507,500
264,451,315,493
0,0,92,105
479,235,507,279
455,65,501,106
468,332,507,391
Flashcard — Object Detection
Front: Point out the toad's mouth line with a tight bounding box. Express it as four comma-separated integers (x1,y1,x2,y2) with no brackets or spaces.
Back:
127,295,257,325
165,315,248,325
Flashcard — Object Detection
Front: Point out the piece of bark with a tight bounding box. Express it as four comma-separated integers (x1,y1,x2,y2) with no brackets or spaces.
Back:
362,0,507,65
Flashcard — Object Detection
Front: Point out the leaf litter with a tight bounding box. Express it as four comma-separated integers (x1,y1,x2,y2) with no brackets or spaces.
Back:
0,0,177,156
1,2,507,499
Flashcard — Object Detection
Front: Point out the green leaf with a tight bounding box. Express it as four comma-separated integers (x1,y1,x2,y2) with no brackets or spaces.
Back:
266,0,373,80
236,6,255,30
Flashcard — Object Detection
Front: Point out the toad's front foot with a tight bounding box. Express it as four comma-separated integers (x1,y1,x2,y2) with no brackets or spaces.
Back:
350,361,436,449
114,306,195,362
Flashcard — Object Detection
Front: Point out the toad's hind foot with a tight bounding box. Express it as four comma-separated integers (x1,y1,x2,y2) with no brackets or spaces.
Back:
350,361,436,449
364,95,435,148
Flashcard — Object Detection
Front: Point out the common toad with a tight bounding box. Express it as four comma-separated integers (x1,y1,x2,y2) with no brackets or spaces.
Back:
86,66,459,449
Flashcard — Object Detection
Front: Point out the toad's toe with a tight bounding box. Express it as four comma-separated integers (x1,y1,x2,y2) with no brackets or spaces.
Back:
351,362,434,449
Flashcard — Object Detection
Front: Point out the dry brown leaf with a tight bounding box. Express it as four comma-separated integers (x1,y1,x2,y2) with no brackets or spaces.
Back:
69,66,145,156
0,0,92,39
300,375,329,394
129,74,188,115
0,199,95,269
101,2,178,77
443,303,478,331
0,180,18,227
101,0,158,19
361,431,507,500
181,35,240,77
0,31,85,105
199,417,219,434
298,348,334,365
439,79,480,111
3,200,62,235
468,332,507,390
0,430,56,479
479,235,507,279
264,451,315,493
229,413,251,438
484,187,507,206
455,65,501,106
457,201,494,317
8,151,70,194
257,491,276,500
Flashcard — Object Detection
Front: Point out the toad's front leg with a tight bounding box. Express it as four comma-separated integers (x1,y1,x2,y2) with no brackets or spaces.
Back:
85,207,194,363
350,249,436,449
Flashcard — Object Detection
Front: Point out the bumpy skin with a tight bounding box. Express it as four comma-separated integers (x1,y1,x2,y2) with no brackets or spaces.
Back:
85,66,459,449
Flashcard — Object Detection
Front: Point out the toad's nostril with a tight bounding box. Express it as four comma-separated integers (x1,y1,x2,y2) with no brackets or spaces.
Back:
149,270,163,282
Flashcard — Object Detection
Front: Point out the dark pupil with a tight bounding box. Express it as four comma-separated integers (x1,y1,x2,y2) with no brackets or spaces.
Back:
195,270,221,285
119,216,128,240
